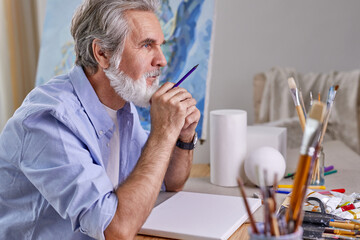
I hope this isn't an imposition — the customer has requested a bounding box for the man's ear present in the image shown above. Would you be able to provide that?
[92,39,110,69]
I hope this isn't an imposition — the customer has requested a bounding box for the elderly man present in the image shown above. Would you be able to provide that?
[0,0,200,239]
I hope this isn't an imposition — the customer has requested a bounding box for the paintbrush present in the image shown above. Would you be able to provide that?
[268,198,280,236]
[322,233,360,239]
[303,224,360,239]
[299,89,307,119]
[311,85,339,184]
[286,101,325,231]
[237,177,259,234]
[288,77,306,131]
[324,228,360,236]
[263,169,271,235]
[319,85,339,145]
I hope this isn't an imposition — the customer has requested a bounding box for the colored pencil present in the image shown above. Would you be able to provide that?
[324,165,334,173]
[324,170,337,176]
[278,185,326,190]
[172,64,199,88]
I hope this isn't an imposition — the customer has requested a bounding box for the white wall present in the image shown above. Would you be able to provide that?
[194,0,360,163]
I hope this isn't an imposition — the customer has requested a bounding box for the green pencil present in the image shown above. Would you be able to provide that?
[324,169,337,176]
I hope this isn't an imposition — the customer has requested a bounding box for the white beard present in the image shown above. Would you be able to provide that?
[104,66,161,108]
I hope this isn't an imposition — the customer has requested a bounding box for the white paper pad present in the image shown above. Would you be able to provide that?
[139,191,261,240]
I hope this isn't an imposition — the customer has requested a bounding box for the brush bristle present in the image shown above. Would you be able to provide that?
[309,101,325,123]
[287,77,297,89]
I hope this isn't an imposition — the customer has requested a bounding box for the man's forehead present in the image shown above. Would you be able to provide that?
[125,10,164,43]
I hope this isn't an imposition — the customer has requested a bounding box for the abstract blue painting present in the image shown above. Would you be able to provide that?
[36,0,215,140]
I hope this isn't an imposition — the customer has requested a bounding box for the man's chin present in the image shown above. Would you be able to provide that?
[132,100,151,108]
[146,77,159,87]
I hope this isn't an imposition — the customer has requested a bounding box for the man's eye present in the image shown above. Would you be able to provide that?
[143,44,150,48]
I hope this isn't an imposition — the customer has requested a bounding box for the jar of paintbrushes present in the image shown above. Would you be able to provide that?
[310,85,338,186]
[238,175,304,240]
[238,172,304,240]
[248,223,303,240]
[287,77,339,187]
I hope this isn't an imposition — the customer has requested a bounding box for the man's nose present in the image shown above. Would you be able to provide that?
[152,47,167,67]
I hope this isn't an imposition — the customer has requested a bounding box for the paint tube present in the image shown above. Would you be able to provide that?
[307,191,330,203]
[331,191,345,198]
[339,194,356,207]
[350,192,360,200]
[326,196,342,213]
[307,191,341,213]
[303,204,321,212]
[338,208,360,219]
[333,202,360,214]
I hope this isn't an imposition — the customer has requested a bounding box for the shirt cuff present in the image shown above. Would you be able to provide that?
[79,191,118,240]
[161,181,166,192]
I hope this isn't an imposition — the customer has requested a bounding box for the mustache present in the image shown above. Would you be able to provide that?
[143,69,161,78]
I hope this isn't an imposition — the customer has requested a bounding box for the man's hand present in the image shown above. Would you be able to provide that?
[150,82,200,192]
[150,82,200,143]
[178,98,201,143]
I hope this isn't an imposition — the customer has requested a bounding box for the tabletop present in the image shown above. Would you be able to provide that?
[136,164,250,240]
[136,140,360,239]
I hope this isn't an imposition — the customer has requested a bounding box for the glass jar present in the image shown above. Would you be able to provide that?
[310,147,325,186]
[248,222,303,240]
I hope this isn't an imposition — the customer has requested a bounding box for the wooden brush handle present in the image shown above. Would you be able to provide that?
[286,154,312,222]
[296,105,306,132]
[237,178,259,234]
[330,222,356,230]
[319,111,331,145]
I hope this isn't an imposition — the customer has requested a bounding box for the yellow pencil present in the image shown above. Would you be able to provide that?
[278,185,326,190]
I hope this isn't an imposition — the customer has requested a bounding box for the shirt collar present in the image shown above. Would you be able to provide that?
[69,65,114,138]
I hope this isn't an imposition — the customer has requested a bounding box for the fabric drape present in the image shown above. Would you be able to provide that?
[0,0,40,130]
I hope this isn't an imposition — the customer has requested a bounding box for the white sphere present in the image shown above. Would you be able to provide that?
[244,146,286,186]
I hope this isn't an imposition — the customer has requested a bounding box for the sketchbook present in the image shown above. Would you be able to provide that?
[139,191,262,240]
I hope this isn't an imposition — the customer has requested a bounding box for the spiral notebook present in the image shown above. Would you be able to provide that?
[139,191,261,240]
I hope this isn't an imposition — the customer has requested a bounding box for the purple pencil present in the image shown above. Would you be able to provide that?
[172,64,199,88]
[324,165,334,173]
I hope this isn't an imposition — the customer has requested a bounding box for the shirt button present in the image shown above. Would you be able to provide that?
[106,143,110,147]
[99,130,104,135]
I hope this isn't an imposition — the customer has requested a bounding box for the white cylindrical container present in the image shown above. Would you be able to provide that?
[210,109,247,187]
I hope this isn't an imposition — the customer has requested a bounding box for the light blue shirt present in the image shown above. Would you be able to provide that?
[0,66,151,239]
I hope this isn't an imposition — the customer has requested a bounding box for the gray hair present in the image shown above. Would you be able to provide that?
[71,0,160,75]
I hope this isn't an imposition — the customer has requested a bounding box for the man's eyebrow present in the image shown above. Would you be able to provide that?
[139,38,166,46]
[139,38,155,45]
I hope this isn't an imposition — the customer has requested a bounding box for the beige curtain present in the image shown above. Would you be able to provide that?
[0,0,40,130]
[0,1,12,129]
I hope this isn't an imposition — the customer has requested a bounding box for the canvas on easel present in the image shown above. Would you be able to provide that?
[35,0,215,141]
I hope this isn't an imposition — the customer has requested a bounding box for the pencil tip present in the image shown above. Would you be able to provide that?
[195,64,199,68]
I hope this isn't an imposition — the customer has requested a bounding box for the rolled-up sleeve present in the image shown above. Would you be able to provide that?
[79,192,117,239]
[20,111,117,239]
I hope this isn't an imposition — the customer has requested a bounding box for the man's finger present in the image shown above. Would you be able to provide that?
[183,108,200,129]
[153,82,174,96]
